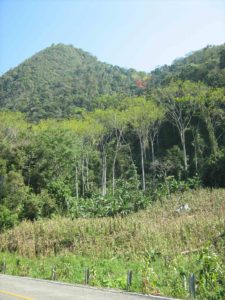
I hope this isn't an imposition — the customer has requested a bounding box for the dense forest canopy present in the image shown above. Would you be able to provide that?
[0,43,225,228]
[0,44,147,121]
[147,44,225,88]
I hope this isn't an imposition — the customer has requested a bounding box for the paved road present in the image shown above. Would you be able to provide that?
[0,275,179,300]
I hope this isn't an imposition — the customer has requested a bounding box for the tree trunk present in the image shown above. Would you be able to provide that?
[192,130,198,173]
[127,143,139,190]
[205,114,218,156]
[75,166,79,200]
[101,148,107,196]
[86,157,89,190]
[194,141,198,173]
[112,156,116,196]
[150,137,155,163]
[140,138,146,191]
[180,130,188,174]
[200,107,218,156]
[81,156,85,197]
[112,139,120,195]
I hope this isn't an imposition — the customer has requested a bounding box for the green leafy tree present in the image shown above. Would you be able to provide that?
[88,110,114,196]
[125,97,164,191]
[152,81,202,174]
[196,87,225,156]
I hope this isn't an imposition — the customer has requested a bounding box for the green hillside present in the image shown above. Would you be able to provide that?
[0,44,225,299]
[1,44,225,122]
[147,44,225,89]
[0,44,146,121]
[0,45,225,225]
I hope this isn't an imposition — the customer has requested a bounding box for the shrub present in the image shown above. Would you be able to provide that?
[0,205,18,231]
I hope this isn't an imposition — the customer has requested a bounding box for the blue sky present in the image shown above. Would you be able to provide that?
[0,0,224,75]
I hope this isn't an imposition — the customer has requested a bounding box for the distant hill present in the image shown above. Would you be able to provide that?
[147,44,225,89]
[0,44,146,120]
[0,43,224,121]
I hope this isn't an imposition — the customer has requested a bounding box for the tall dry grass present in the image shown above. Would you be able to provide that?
[0,189,224,259]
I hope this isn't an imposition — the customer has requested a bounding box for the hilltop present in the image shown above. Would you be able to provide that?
[0,44,146,120]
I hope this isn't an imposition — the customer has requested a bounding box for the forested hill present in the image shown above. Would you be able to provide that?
[0,43,225,234]
[147,44,225,89]
[0,43,147,121]
[0,43,225,121]
[0,44,225,299]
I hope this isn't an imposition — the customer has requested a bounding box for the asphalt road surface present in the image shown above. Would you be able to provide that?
[0,275,179,300]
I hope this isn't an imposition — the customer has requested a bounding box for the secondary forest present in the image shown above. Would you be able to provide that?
[0,43,225,224]
[0,43,225,299]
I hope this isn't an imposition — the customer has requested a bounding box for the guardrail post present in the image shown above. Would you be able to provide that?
[189,273,196,299]
[84,267,90,285]
[183,274,187,291]
[51,265,56,280]
[2,260,6,274]
[127,270,132,290]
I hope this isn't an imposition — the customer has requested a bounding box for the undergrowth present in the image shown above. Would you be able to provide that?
[0,189,224,299]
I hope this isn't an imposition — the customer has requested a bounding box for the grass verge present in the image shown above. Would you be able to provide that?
[0,189,225,299]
